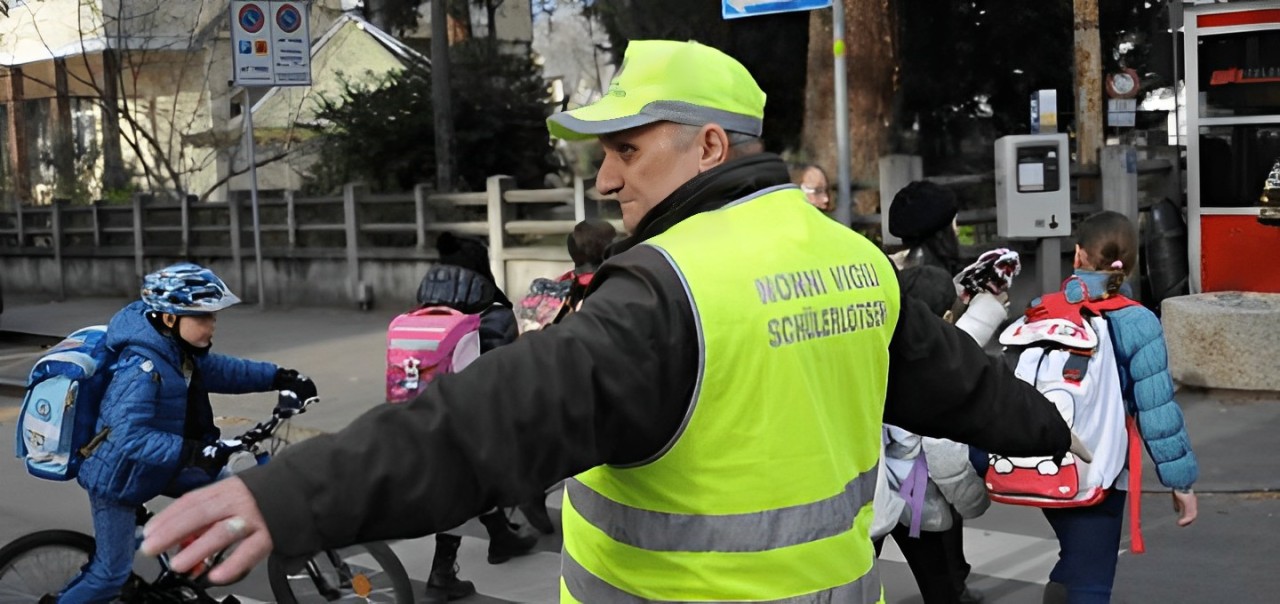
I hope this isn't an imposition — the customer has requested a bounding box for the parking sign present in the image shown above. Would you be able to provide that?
[230,0,311,87]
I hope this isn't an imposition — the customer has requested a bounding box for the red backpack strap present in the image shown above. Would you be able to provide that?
[1083,294,1142,315]
[1024,277,1142,326]
[1023,290,1089,328]
[1127,414,1146,554]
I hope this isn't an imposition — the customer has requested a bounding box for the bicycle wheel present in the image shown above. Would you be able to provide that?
[0,530,94,604]
[267,542,413,603]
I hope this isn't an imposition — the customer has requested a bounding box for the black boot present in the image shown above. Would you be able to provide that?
[479,509,538,564]
[520,495,555,535]
[1042,581,1068,604]
[424,533,475,602]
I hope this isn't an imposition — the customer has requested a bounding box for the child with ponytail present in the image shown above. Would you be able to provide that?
[1036,211,1200,603]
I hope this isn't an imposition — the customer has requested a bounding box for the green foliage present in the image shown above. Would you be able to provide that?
[451,40,561,188]
[308,38,556,193]
[311,68,432,192]
[102,184,139,206]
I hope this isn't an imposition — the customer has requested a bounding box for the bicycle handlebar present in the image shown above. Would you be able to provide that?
[229,391,319,451]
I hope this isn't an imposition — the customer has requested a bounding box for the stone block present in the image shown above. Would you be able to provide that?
[1162,292,1280,392]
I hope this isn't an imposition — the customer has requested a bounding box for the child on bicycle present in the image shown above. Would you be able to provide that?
[1034,212,1199,603]
[55,262,315,604]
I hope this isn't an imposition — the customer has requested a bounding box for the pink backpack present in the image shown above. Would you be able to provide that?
[386,307,483,404]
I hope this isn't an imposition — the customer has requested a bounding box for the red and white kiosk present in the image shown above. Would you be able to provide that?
[1184,1,1280,293]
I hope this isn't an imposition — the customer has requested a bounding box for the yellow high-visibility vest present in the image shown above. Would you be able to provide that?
[561,184,901,603]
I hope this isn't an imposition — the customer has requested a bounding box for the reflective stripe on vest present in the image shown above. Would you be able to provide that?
[561,185,900,603]
[565,466,878,553]
[562,555,883,603]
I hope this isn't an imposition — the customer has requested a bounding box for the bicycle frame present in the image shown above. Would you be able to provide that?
[122,400,315,603]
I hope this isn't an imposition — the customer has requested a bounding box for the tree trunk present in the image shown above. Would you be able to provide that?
[52,58,77,201]
[5,67,31,204]
[486,0,502,40]
[802,0,898,216]
[101,49,129,193]
[1074,0,1102,204]
[433,0,456,190]
[448,0,473,43]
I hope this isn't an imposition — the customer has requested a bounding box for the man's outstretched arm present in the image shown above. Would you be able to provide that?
[140,248,699,580]
[884,295,1072,458]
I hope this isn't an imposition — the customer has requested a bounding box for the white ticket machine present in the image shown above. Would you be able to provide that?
[995,134,1071,239]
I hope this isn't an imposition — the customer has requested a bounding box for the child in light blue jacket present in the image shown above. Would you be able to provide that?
[1039,212,1198,604]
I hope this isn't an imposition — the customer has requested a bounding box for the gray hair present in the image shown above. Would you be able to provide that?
[674,124,762,156]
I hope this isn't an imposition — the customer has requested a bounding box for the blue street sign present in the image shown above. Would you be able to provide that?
[722,0,832,20]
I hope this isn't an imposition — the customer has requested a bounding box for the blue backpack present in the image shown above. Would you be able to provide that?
[15,326,118,481]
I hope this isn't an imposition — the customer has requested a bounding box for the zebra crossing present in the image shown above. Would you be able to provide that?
[233,489,1069,604]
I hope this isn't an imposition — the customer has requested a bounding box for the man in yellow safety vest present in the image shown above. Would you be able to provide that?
[141,40,1074,603]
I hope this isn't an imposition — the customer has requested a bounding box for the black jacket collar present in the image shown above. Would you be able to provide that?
[606,153,792,258]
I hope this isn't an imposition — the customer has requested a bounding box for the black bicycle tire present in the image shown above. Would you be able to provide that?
[0,530,95,602]
[0,529,95,569]
[266,542,413,604]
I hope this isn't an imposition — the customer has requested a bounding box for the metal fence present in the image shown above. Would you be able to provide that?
[0,176,620,296]
[0,151,1178,302]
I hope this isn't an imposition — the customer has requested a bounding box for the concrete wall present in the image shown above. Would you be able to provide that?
[1,253,572,310]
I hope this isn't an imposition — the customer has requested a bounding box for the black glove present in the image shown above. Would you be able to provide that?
[273,368,318,407]
[188,439,239,477]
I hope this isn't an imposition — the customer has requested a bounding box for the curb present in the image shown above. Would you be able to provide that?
[1175,384,1280,402]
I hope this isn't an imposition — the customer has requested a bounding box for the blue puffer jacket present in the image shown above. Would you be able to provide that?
[77,301,279,506]
[1074,271,1199,491]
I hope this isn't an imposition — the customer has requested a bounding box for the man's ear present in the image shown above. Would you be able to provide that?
[697,125,731,173]
[162,313,178,329]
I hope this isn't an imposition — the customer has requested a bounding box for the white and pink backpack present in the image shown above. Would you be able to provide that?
[987,278,1143,509]
[385,307,482,404]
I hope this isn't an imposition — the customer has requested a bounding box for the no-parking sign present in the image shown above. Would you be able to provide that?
[231,0,311,87]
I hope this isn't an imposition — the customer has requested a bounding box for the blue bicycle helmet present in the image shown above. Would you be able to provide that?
[141,262,241,315]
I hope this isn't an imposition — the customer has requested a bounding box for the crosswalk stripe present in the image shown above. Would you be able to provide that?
[879,526,1059,585]
[217,491,1064,603]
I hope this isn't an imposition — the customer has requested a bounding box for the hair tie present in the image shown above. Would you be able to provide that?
[1110,260,1124,270]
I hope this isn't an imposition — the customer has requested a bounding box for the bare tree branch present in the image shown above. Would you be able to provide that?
[197,150,293,201]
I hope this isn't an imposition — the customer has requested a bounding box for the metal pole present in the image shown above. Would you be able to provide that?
[243,88,266,309]
[832,1,852,226]
[1170,1,1183,206]
[1038,237,1063,298]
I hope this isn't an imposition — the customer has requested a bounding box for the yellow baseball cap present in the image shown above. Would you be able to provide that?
[547,40,767,141]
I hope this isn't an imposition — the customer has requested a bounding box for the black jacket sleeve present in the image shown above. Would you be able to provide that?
[477,305,518,353]
[240,246,1068,558]
[884,296,1071,457]
[239,247,696,557]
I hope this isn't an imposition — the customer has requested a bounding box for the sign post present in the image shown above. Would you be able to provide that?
[229,1,311,307]
[831,0,851,227]
[721,0,848,225]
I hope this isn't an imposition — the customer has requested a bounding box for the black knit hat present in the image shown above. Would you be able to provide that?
[435,232,512,307]
[437,232,494,282]
[898,265,957,318]
[888,181,959,245]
